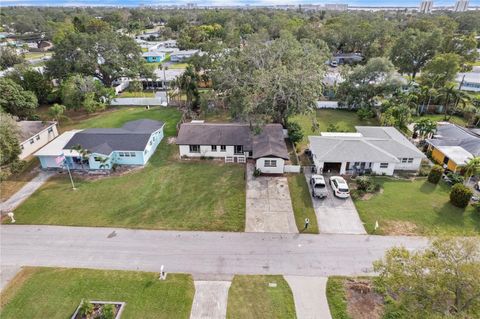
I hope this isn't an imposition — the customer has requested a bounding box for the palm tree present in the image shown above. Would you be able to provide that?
[463,156,480,185]
[414,118,437,140]
[71,144,90,171]
[438,85,457,121]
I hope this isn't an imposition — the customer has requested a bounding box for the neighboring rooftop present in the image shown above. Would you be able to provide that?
[176,122,289,160]
[309,126,425,163]
[16,121,56,142]
[426,122,480,156]
[34,130,81,157]
[64,119,164,155]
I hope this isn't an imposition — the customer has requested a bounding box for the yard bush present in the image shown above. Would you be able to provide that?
[445,172,464,185]
[287,121,303,145]
[428,165,443,184]
[356,176,379,193]
[449,184,473,208]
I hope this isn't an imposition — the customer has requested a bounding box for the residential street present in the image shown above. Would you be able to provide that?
[1,225,428,277]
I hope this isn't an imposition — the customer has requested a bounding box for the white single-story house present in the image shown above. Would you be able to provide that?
[176,121,290,174]
[16,121,59,160]
[308,126,426,176]
[170,50,200,62]
[35,119,164,170]
[456,68,480,92]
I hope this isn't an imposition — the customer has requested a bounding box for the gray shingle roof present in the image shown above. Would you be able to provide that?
[64,119,164,155]
[426,123,480,156]
[309,126,425,163]
[176,123,289,160]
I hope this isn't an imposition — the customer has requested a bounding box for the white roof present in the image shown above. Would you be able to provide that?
[34,130,81,157]
[309,126,425,163]
[436,146,473,165]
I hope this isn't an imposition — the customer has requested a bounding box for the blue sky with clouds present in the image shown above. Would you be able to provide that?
[1,0,479,6]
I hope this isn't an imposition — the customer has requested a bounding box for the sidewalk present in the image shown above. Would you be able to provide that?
[0,171,55,212]
[285,276,332,319]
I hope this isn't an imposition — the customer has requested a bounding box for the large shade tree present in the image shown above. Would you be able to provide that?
[213,33,328,125]
[0,78,38,119]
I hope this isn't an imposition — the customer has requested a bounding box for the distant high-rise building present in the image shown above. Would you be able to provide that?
[324,3,349,11]
[419,0,433,13]
[454,0,469,11]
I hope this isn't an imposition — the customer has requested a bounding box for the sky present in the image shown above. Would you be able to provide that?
[1,0,479,7]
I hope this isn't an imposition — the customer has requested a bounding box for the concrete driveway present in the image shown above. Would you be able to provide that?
[305,173,366,234]
[246,163,298,233]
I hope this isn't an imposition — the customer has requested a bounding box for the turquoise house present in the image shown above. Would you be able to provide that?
[142,51,166,63]
[35,119,164,170]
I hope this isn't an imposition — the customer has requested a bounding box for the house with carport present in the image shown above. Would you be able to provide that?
[176,121,290,174]
[308,126,425,176]
[34,119,164,170]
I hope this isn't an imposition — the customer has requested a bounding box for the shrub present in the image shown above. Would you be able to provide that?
[357,107,375,120]
[79,300,94,318]
[101,304,115,319]
[287,121,303,145]
[446,172,464,185]
[253,168,261,177]
[418,164,431,177]
[356,176,380,193]
[449,184,473,208]
[428,165,443,184]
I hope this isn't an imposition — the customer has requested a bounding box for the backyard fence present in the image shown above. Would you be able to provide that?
[284,165,301,173]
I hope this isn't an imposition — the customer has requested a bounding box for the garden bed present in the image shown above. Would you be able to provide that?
[72,300,125,319]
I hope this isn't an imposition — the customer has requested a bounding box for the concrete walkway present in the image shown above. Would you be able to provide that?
[285,276,332,319]
[190,281,231,319]
[245,163,298,233]
[305,173,366,234]
[0,171,55,212]
[0,265,22,292]
[1,225,428,277]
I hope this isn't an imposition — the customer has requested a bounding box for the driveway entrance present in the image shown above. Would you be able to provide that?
[245,163,298,233]
[305,172,366,234]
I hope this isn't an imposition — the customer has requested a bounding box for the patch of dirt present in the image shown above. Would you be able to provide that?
[345,279,384,319]
[167,137,176,144]
[381,220,418,236]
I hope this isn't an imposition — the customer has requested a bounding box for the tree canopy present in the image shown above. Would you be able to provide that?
[0,78,38,120]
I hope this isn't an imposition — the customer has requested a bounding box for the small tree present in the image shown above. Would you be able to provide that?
[287,122,303,145]
[48,103,67,125]
[413,118,436,140]
[428,165,443,184]
[450,183,473,208]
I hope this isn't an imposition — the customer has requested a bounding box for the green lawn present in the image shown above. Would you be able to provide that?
[287,174,319,234]
[13,107,246,232]
[291,109,379,148]
[326,277,350,319]
[23,51,52,60]
[226,275,296,319]
[119,91,155,98]
[0,267,194,319]
[354,178,480,236]
[411,114,468,127]
[169,63,189,69]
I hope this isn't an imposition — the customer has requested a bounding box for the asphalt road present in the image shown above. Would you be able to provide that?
[1,225,429,277]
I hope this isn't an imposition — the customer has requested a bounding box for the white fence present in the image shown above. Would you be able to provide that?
[316,101,339,109]
[284,165,301,173]
[114,80,130,95]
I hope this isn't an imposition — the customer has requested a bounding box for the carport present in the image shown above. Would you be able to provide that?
[322,162,342,174]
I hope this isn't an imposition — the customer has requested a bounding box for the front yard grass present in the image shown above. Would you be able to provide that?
[226,275,296,319]
[0,158,39,202]
[119,91,155,98]
[326,277,350,319]
[12,107,246,232]
[0,267,194,319]
[287,174,319,234]
[291,109,379,148]
[354,178,480,236]
[411,114,468,127]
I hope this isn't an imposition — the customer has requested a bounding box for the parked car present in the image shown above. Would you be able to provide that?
[330,60,338,67]
[310,175,328,199]
[330,176,350,198]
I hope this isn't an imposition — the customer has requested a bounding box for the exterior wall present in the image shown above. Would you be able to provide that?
[88,153,114,169]
[144,55,165,63]
[256,158,285,174]
[393,157,422,171]
[371,162,395,176]
[19,123,59,159]
[108,151,144,167]
[179,145,237,158]
[431,147,458,171]
[38,155,59,169]
[142,128,164,164]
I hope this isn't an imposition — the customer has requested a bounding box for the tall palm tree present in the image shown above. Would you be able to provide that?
[463,156,480,185]
[438,85,457,121]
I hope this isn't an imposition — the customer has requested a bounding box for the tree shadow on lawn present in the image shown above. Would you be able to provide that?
[419,180,438,194]
[433,202,480,235]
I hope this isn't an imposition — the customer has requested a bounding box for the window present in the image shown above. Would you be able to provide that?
[21,144,24,150]
[211,145,217,151]
[94,157,103,161]
[36,135,40,140]
[264,159,277,167]
[407,158,413,163]
[125,152,130,157]
[220,145,226,152]
[401,158,408,163]
[235,145,243,154]
[30,139,34,144]
[190,145,200,153]
[48,127,53,133]
[380,163,389,168]
[130,152,136,157]
[119,152,125,157]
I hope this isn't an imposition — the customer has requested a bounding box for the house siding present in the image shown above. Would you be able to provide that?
[256,158,285,174]
[431,147,459,172]
[179,145,237,158]
[19,123,59,159]
[393,157,423,171]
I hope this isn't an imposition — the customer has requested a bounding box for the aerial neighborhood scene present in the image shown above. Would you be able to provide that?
[1,0,480,318]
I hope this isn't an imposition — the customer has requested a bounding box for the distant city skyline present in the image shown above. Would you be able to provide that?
[1,0,479,7]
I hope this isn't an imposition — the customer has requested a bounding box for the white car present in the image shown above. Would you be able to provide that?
[330,176,350,198]
[310,174,328,199]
